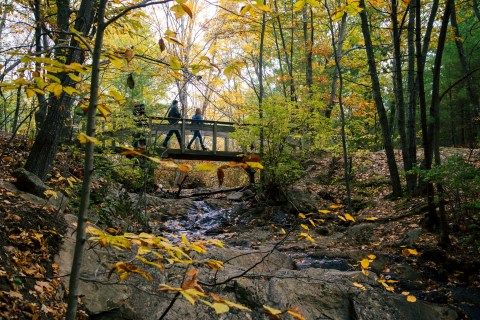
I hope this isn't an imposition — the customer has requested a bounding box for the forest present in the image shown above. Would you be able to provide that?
[0,0,479,319]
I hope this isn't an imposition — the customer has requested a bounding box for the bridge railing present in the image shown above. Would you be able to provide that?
[148,117,239,153]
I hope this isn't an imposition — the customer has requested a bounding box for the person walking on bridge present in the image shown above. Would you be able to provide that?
[187,108,208,151]
[162,100,183,148]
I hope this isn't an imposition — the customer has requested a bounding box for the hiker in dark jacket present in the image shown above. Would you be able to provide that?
[187,108,207,151]
[162,100,182,148]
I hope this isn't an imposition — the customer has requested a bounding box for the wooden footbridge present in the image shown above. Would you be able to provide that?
[101,116,255,162]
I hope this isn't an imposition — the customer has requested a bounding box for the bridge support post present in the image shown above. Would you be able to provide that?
[213,122,217,154]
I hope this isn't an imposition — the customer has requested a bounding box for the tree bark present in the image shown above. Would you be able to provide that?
[359,0,403,197]
[450,1,478,148]
[65,0,107,317]
[406,0,417,195]
[325,12,347,119]
[428,0,453,241]
[24,0,97,180]
[391,0,412,195]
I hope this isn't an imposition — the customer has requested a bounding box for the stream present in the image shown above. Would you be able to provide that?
[161,200,354,271]
[159,199,480,319]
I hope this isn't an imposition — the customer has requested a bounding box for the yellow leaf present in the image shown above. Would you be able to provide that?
[97,104,110,119]
[205,260,224,270]
[365,217,378,221]
[300,224,309,230]
[25,88,35,99]
[406,295,417,302]
[360,259,369,269]
[298,213,306,218]
[246,161,264,170]
[352,282,367,290]
[164,36,184,47]
[43,190,58,199]
[180,233,190,246]
[293,0,305,11]
[170,4,187,19]
[170,56,182,70]
[318,209,330,214]
[401,291,410,295]
[180,3,193,18]
[263,305,283,316]
[402,248,419,257]
[240,4,252,15]
[110,88,126,104]
[256,3,272,12]
[63,86,80,95]
[362,268,369,276]
[212,302,229,314]
[367,254,376,260]
[206,239,225,248]
[344,213,355,222]
[68,73,82,82]
[77,133,99,144]
[330,204,343,209]
[338,215,347,222]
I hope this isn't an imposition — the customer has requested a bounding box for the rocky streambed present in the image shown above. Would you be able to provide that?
[56,190,477,320]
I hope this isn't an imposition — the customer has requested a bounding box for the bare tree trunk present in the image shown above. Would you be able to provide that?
[325,12,347,119]
[450,1,478,148]
[325,2,352,213]
[272,21,287,98]
[359,0,403,198]
[428,0,453,243]
[273,0,296,101]
[416,0,438,221]
[12,87,21,133]
[303,6,313,94]
[32,0,48,132]
[406,0,417,195]
[391,0,413,195]
[65,0,107,318]
[259,3,266,158]
[24,0,97,180]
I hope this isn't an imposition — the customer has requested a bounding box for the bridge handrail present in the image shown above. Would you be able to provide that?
[147,116,239,127]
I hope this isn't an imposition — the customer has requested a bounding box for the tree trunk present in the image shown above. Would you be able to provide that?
[450,2,478,148]
[259,3,266,157]
[12,86,21,133]
[391,0,413,195]
[406,0,417,195]
[32,0,48,132]
[272,20,288,98]
[303,6,313,94]
[428,0,453,240]
[24,0,97,180]
[325,2,352,213]
[65,0,107,317]
[359,0,403,197]
[325,12,347,119]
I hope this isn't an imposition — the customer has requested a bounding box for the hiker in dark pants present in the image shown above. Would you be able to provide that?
[162,100,182,148]
[187,108,207,151]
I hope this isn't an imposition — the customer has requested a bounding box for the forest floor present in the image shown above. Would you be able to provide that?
[0,131,479,319]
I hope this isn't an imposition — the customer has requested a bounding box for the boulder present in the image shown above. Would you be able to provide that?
[13,167,49,197]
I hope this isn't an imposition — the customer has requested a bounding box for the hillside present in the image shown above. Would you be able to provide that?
[0,132,479,319]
